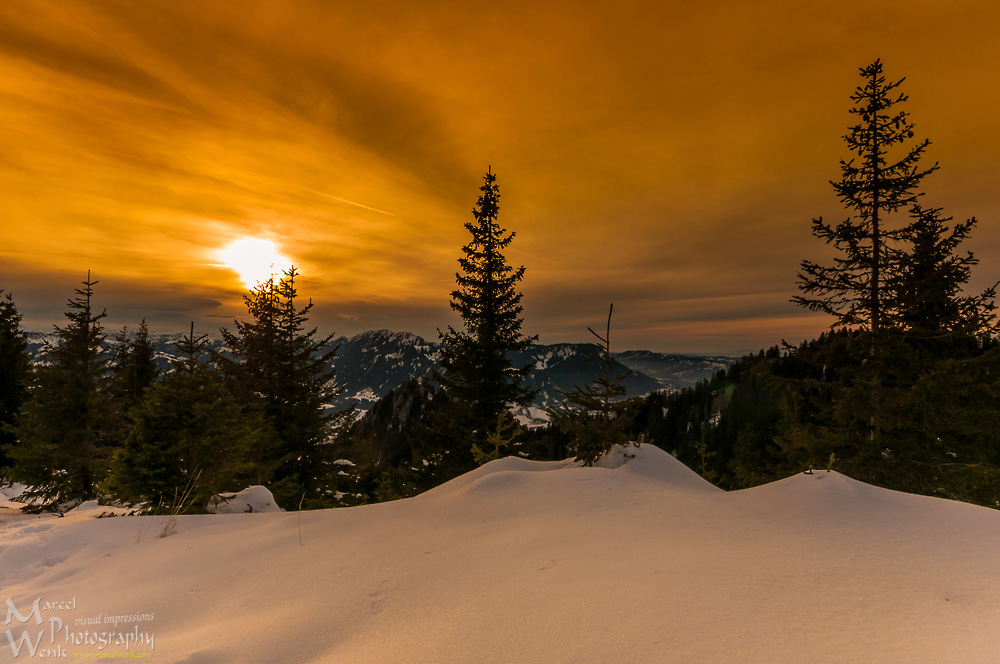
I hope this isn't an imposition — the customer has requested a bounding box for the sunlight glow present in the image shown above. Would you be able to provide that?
[218,238,292,289]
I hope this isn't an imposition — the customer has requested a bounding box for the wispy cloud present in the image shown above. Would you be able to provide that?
[2,0,999,351]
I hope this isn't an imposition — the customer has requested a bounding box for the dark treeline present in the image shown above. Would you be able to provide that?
[2,59,1000,511]
[628,60,1000,506]
[1,267,355,513]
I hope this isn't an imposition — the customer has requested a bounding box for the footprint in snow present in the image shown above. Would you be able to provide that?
[368,579,389,615]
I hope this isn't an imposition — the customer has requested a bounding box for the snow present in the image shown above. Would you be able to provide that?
[3,445,999,662]
[534,351,554,370]
[350,387,379,403]
[513,405,549,427]
[206,486,281,514]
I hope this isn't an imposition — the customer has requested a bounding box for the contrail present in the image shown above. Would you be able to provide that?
[245,171,395,217]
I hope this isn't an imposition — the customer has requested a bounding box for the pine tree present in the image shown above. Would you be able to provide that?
[270,267,352,507]
[548,304,637,466]
[220,268,351,508]
[436,168,537,462]
[890,205,997,345]
[471,411,524,465]
[0,291,31,472]
[220,274,282,484]
[221,275,281,404]
[105,320,161,452]
[109,319,159,408]
[103,323,257,513]
[795,59,938,335]
[7,273,115,506]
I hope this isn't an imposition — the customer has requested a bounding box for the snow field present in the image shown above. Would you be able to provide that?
[2,445,999,663]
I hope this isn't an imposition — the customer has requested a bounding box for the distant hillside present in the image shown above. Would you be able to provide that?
[510,343,663,423]
[617,350,732,391]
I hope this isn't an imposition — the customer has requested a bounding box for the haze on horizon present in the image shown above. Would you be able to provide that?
[2,0,999,354]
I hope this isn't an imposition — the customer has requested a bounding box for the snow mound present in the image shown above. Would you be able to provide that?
[738,469,952,514]
[419,454,573,500]
[733,468,996,538]
[206,485,282,513]
[429,444,718,502]
[594,443,723,492]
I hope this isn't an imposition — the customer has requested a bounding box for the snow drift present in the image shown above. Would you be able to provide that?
[2,445,999,663]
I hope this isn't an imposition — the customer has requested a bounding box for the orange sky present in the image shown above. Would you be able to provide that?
[2,0,999,352]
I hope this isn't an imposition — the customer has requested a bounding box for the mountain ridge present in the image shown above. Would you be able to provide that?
[25,329,734,424]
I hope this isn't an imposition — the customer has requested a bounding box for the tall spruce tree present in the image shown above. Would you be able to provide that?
[220,273,281,484]
[271,267,352,507]
[7,273,115,506]
[0,291,31,472]
[103,323,257,513]
[220,267,351,508]
[435,168,537,464]
[795,59,937,335]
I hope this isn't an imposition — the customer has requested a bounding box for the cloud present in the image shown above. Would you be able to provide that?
[2,0,999,350]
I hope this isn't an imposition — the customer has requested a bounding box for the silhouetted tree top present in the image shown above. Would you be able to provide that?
[795,59,938,335]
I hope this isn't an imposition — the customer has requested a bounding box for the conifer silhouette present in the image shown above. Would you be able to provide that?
[795,59,937,334]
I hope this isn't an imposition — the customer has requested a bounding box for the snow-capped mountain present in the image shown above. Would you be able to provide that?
[328,330,439,410]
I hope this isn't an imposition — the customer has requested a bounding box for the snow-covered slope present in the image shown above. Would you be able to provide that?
[3,446,998,663]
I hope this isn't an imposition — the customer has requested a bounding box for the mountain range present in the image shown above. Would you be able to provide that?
[25,329,734,424]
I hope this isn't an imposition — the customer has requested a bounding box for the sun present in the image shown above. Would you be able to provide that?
[218,238,292,289]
